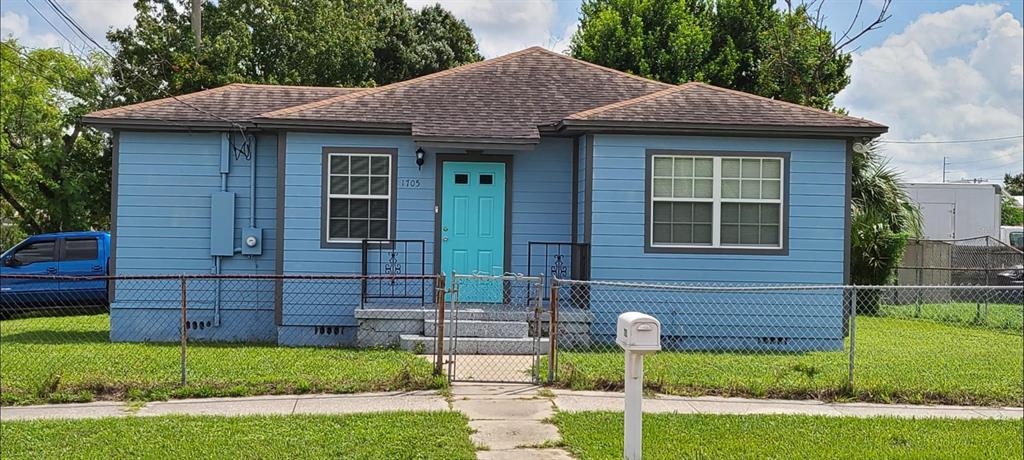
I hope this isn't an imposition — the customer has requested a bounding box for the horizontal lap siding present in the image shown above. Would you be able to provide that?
[511,138,574,275]
[587,135,848,349]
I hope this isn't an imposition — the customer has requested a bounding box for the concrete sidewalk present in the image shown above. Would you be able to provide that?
[2,386,1021,422]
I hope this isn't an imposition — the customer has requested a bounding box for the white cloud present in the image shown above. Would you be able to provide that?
[0,1,134,53]
[1,10,62,49]
[837,4,1024,183]
[405,0,569,57]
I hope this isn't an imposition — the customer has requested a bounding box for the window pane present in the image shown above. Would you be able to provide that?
[653,157,673,176]
[763,159,781,178]
[674,158,693,177]
[653,179,672,198]
[330,176,349,195]
[740,180,761,199]
[739,203,759,223]
[350,156,370,174]
[64,239,98,261]
[671,202,693,222]
[741,159,761,178]
[350,176,369,195]
[479,174,493,185]
[762,180,780,199]
[330,155,348,174]
[330,198,349,218]
[693,224,712,244]
[455,174,469,184]
[14,241,55,264]
[693,179,713,198]
[721,179,740,199]
[369,199,388,219]
[653,202,672,222]
[760,225,780,244]
[722,159,741,178]
[721,203,739,224]
[350,199,369,218]
[692,202,712,223]
[370,156,389,175]
[761,204,780,224]
[694,158,713,177]
[673,179,692,198]
[349,219,369,239]
[370,177,389,195]
[329,219,349,239]
[740,225,760,244]
[721,225,739,244]
[369,220,388,239]
[653,223,671,243]
[672,224,692,243]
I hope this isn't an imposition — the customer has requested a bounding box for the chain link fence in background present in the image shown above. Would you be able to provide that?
[550,279,1023,405]
[898,237,1024,286]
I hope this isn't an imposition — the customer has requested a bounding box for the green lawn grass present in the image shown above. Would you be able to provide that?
[0,314,442,405]
[879,302,1023,335]
[551,316,1023,406]
[554,412,1024,460]
[0,412,476,460]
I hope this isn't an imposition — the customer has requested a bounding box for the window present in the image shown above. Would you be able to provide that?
[326,153,392,242]
[64,238,98,261]
[12,240,55,265]
[649,153,785,250]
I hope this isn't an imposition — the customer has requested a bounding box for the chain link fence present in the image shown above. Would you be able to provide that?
[549,279,1023,405]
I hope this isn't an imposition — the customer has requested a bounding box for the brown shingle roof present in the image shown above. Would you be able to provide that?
[565,82,886,130]
[84,48,886,139]
[256,47,672,141]
[84,83,360,125]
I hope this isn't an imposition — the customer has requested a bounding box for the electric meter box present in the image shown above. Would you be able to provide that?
[241,227,263,256]
[616,312,661,352]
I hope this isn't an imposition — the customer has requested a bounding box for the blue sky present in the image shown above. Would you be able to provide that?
[2,0,1022,182]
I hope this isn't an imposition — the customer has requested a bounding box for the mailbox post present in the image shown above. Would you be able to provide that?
[616,312,661,460]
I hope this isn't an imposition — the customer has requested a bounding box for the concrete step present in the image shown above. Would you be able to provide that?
[400,334,548,355]
[424,309,538,322]
[424,319,529,338]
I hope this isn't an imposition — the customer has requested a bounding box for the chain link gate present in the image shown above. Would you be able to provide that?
[442,274,546,383]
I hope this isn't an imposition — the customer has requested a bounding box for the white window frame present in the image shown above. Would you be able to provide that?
[325,152,393,243]
[649,154,785,250]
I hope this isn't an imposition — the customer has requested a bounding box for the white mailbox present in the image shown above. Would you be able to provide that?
[616,312,662,352]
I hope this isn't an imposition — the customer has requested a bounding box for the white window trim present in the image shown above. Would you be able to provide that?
[325,152,393,243]
[649,155,785,250]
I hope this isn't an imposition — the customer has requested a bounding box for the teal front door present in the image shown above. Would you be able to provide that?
[440,161,506,302]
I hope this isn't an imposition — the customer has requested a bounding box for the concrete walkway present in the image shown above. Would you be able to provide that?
[3,388,1021,423]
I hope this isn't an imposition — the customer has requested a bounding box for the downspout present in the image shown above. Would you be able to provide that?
[213,133,230,327]
[248,136,258,273]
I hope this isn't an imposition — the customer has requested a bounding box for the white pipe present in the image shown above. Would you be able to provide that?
[249,136,256,228]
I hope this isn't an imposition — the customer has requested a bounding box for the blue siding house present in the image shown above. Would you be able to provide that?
[83,47,886,348]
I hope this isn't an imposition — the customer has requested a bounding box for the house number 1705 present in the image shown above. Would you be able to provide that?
[399,179,421,188]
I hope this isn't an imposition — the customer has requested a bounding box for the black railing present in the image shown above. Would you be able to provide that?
[361,239,430,306]
[527,242,591,300]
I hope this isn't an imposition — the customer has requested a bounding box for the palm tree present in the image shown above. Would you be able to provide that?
[850,140,922,287]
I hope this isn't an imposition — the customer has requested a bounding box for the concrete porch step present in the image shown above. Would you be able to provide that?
[400,334,548,355]
[424,319,530,338]
[424,309,539,322]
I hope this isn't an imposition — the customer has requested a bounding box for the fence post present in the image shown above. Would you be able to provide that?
[847,287,857,390]
[548,280,559,384]
[434,275,446,377]
[180,276,188,386]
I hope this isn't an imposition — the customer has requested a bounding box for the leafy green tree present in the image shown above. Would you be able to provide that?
[107,0,482,104]
[569,0,877,111]
[850,142,921,290]
[1,39,111,249]
[1002,197,1023,226]
[1004,172,1024,196]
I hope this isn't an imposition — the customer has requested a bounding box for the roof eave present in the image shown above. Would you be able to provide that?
[557,119,888,139]
[80,117,255,132]
[414,135,539,151]
[250,118,412,134]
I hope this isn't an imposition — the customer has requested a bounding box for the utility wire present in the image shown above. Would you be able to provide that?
[880,135,1024,144]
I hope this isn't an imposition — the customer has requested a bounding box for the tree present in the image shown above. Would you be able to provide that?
[1,39,111,249]
[106,0,482,104]
[850,141,921,289]
[569,0,888,111]
[1004,172,1024,196]
[1002,197,1023,226]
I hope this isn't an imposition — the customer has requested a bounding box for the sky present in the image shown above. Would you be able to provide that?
[2,0,1022,183]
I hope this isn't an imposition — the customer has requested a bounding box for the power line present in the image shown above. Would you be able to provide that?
[880,135,1024,145]
[24,0,93,58]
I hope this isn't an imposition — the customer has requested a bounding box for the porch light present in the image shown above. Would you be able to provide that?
[416,148,426,170]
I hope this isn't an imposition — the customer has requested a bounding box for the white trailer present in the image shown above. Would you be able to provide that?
[905,183,1002,240]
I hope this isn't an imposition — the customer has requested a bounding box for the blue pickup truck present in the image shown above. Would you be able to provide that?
[0,231,110,317]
